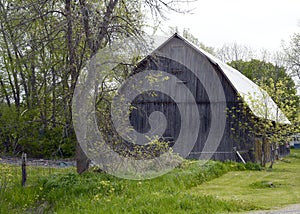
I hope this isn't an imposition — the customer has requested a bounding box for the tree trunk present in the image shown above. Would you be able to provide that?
[65,0,89,174]
[51,67,57,127]
[261,136,268,167]
[76,142,90,174]
[269,143,275,169]
[0,78,11,107]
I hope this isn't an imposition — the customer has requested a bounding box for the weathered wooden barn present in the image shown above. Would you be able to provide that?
[128,33,290,163]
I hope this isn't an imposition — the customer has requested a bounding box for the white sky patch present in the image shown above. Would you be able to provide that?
[145,0,300,52]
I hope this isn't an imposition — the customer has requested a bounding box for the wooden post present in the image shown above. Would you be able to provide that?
[21,153,27,187]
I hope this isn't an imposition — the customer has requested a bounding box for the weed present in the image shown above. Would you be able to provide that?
[249,181,278,189]
[1,150,299,213]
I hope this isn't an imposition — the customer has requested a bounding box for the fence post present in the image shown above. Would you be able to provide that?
[21,153,27,187]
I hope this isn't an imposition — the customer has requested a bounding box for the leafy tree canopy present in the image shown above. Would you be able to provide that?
[228,59,300,121]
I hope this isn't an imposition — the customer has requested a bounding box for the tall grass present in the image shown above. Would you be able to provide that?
[0,160,261,213]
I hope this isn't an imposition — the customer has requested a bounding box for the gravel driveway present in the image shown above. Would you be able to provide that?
[246,204,300,214]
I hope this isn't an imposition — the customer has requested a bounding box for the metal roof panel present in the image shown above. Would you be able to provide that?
[146,33,290,124]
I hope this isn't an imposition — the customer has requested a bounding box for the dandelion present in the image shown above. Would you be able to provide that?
[93,194,100,201]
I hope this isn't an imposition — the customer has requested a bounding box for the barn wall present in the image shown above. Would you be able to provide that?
[212,64,255,162]
[131,36,255,162]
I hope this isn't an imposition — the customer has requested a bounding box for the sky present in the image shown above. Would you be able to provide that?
[150,0,300,52]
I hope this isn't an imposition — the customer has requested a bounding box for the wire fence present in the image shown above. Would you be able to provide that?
[0,145,291,190]
[0,153,75,189]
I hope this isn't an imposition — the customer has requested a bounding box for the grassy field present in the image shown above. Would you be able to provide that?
[190,149,300,210]
[0,150,299,214]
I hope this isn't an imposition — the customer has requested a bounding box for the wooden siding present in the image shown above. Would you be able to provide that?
[130,36,255,162]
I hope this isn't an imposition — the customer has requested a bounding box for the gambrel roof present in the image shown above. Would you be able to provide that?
[144,33,290,124]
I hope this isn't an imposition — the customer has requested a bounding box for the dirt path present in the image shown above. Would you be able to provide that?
[246,204,300,214]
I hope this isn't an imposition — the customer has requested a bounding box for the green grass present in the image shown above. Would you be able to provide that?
[0,160,257,213]
[190,149,300,211]
[1,150,300,213]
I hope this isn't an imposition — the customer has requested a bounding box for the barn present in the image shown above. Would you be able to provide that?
[126,33,290,163]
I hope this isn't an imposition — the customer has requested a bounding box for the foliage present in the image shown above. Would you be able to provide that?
[226,59,299,166]
[0,0,192,159]
[283,31,300,127]
[228,92,292,167]
[167,27,216,54]
[182,28,216,55]
[227,161,262,171]
[0,159,263,213]
[0,104,75,157]
[283,31,300,80]
[228,59,299,121]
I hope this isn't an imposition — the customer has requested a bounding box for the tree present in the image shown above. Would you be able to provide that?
[166,27,215,55]
[217,43,255,63]
[0,0,196,173]
[227,59,299,167]
[283,32,300,80]
[182,28,215,55]
[228,59,299,121]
